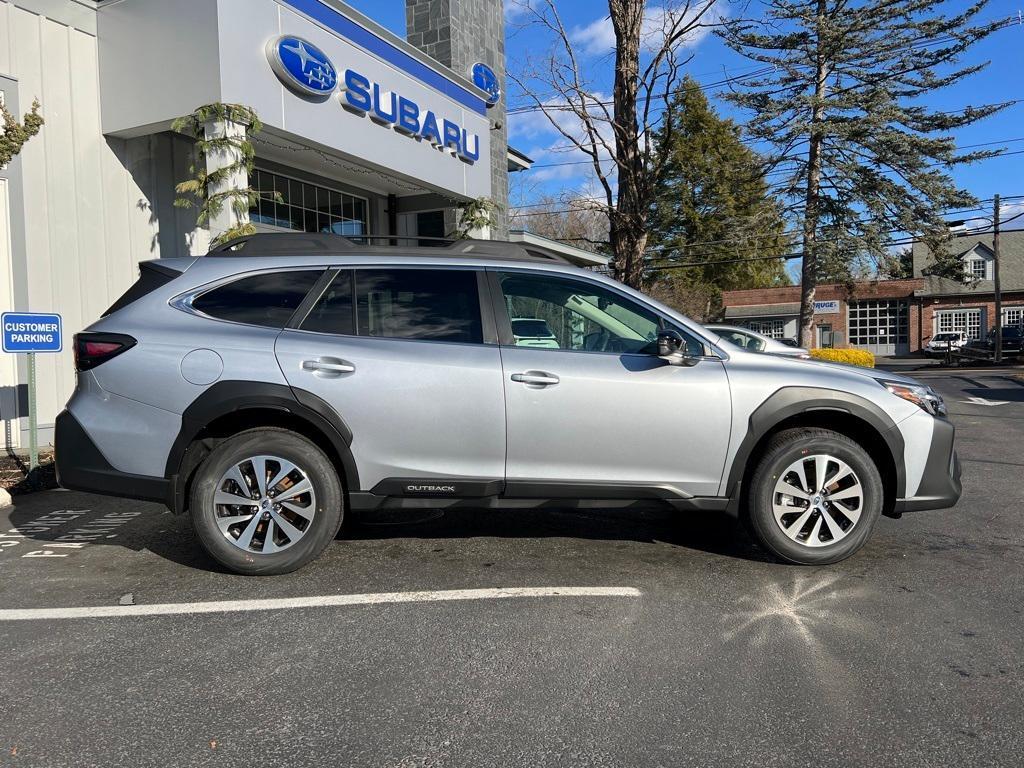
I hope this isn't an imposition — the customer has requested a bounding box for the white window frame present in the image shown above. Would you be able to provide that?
[745,319,786,339]
[1002,306,1024,329]
[963,247,992,281]
[935,308,983,340]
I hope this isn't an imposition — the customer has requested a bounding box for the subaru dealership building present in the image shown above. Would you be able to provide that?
[0,0,594,448]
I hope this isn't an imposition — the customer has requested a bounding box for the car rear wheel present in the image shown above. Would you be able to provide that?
[190,428,343,575]
[746,427,883,565]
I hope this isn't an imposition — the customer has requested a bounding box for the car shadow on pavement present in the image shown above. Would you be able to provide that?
[963,386,1024,402]
[4,493,774,573]
[344,503,773,563]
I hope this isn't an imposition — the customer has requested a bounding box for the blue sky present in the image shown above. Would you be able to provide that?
[347,0,1024,224]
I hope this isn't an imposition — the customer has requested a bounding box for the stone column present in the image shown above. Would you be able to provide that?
[406,0,509,239]
[202,117,250,244]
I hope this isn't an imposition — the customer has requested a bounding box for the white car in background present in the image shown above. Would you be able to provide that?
[510,317,560,348]
[705,324,811,359]
[923,332,967,357]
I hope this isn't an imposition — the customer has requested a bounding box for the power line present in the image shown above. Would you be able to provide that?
[645,211,1024,271]
[507,14,1021,117]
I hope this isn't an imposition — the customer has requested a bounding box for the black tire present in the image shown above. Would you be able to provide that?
[745,427,883,565]
[190,428,344,575]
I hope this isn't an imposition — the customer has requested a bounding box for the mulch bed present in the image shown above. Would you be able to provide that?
[1,450,58,494]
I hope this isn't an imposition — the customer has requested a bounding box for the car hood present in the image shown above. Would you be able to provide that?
[752,350,924,387]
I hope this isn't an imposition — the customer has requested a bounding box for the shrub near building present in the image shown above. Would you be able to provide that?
[809,349,876,368]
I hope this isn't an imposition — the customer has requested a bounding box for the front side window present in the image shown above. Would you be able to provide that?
[497,271,700,356]
[355,269,482,343]
[191,270,324,328]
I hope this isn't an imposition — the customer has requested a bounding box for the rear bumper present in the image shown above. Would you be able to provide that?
[894,417,961,513]
[55,409,169,505]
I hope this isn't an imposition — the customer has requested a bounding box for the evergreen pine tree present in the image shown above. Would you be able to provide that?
[647,76,791,315]
[720,0,1010,345]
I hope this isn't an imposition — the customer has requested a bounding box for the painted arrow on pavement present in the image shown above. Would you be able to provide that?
[963,396,1010,407]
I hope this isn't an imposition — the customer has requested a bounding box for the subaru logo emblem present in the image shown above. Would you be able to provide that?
[267,36,337,100]
[471,62,501,107]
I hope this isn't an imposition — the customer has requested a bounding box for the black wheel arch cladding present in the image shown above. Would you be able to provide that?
[165,380,359,507]
[726,386,907,499]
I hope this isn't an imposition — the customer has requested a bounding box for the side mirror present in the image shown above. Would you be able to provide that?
[657,329,697,367]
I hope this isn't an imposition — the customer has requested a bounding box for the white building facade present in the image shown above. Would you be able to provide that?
[0,0,534,448]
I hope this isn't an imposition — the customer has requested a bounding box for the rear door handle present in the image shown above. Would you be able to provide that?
[302,357,356,376]
[511,371,560,386]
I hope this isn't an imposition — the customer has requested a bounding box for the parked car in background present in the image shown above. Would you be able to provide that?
[923,332,967,357]
[56,234,959,574]
[959,326,1024,361]
[778,338,801,348]
[705,324,811,359]
[510,317,559,348]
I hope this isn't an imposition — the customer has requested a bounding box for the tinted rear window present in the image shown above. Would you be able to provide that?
[300,271,354,335]
[192,270,324,328]
[356,269,481,343]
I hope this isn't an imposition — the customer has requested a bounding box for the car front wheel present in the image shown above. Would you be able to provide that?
[746,427,883,565]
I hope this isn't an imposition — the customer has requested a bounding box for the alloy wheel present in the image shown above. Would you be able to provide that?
[772,454,863,547]
[213,455,317,554]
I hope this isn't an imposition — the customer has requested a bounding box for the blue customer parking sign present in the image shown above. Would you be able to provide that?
[2,312,62,353]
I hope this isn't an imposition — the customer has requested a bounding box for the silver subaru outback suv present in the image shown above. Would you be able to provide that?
[56,234,960,575]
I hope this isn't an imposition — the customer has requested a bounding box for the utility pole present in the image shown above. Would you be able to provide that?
[993,194,1002,364]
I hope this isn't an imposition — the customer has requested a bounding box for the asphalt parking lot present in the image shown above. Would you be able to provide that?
[1,370,1022,767]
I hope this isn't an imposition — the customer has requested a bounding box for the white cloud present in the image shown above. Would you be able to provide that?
[571,2,724,57]
[504,0,532,22]
[964,201,1024,232]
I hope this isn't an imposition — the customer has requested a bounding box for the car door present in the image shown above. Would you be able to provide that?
[275,266,506,493]
[491,268,732,498]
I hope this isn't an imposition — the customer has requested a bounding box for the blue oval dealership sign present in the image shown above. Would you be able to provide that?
[267,36,338,99]
[471,62,501,107]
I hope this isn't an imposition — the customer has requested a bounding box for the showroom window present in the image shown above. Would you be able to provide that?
[746,319,786,338]
[935,308,983,339]
[250,169,368,237]
[191,270,325,328]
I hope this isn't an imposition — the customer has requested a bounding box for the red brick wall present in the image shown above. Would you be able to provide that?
[722,280,1024,353]
[918,293,1024,342]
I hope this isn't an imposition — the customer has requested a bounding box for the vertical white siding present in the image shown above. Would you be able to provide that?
[0,3,200,448]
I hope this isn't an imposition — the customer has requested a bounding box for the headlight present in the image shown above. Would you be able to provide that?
[881,380,946,417]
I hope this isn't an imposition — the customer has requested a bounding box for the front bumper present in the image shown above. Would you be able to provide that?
[894,416,962,513]
[55,409,170,505]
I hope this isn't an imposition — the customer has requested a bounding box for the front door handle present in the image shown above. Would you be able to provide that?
[302,357,356,377]
[511,371,560,386]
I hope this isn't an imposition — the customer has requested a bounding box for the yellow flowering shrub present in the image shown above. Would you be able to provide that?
[808,348,876,368]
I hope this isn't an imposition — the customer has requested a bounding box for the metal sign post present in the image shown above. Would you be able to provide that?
[2,312,62,474]
[27,351,37,470]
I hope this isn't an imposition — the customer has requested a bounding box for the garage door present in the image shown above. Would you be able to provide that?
[848,300,910,356]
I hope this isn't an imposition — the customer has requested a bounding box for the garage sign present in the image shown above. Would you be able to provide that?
[813,301,840,315]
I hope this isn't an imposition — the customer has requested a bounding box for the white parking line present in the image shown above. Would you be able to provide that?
[0,586,642,621]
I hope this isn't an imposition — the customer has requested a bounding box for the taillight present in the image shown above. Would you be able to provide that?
[74,333,137,371]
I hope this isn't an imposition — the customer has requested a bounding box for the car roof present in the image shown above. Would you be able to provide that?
[208,233,573,266]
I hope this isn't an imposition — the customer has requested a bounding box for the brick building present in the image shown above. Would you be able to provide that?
[722,229,1024,355]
